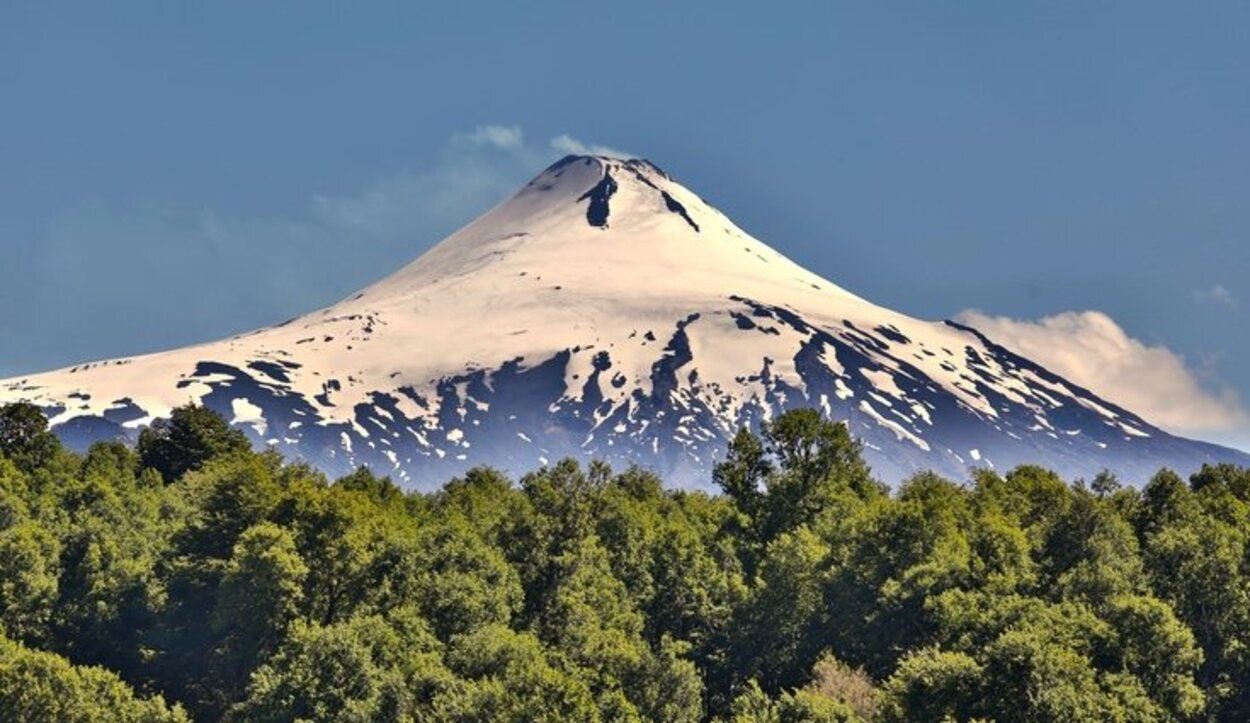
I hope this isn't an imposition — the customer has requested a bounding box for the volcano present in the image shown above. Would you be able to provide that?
[3,155,1245,487]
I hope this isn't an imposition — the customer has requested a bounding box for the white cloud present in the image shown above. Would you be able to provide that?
[1193,284,1235,307]
[453,124,525,150]
[549,134,632,159]
[956,309,1249,438]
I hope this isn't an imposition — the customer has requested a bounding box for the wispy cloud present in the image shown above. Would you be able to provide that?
[453,124,526,151]
[1193,284,1235,307]
[957,309,1249,440]
[549,134,632,159]
[313,126,631,239]
[312,129,541,239]
[3,125,629,375]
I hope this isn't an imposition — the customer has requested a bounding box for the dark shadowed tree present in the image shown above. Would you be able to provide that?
[137,404,250,482]
[0,403,60,474]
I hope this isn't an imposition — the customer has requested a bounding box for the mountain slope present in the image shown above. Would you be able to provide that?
[3,155,1245,487]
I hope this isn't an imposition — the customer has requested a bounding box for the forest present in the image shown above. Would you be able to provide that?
[1,401,1249,722]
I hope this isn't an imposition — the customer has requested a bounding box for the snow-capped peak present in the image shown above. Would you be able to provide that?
[2,154,1245,487]
[353,154,867,315]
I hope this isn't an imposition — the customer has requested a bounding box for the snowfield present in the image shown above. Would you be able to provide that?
[3,155,1245,487]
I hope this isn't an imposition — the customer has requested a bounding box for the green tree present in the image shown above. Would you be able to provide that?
[137,404,250,482]
[1102,594,1205,719]
[1091,469,1122,498]
[536,533,649,713]
[0,517,59,643]
[728,678,860,723]
[446,624,600,722]
[879,647,982,723]
[51,447,171,680]
[433,466,522,546]
[978,625,1159,722]
[0,405,1244,722]
[1189,463,1250,500]
[333,466,404,507]
[714,409,878,571]
[152,453,287,715]
[1138,492,1250,719]
[827,472,973,676]
[0,633,187,722]
[742,526,830,690]
[0,403,61,475]
[759,410,876,543]
[234,610,455,722]
[715,428,771,542]
[367,518,522,641]
[1039,488,1143,603]
[212,522,309,696]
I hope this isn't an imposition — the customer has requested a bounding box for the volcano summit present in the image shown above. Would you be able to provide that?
[3,155,1245,487]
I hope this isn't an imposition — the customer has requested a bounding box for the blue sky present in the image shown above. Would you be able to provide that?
[1,2,1247,449]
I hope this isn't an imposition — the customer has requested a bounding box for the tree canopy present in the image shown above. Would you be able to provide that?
[1,402,1247,721]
